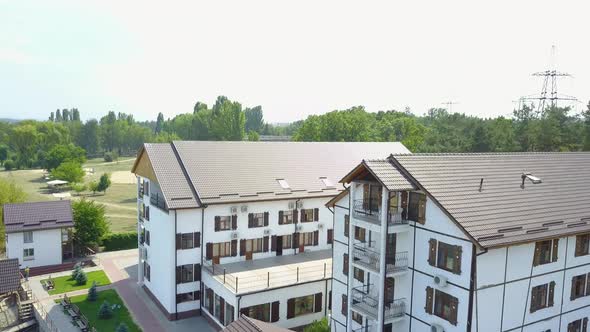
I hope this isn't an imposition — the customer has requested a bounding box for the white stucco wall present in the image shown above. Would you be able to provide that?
[6,228,63,268]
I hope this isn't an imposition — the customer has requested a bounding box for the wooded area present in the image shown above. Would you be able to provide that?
[1,96,589,170]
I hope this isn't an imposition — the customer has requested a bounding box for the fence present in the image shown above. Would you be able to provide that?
[21,278,60,332]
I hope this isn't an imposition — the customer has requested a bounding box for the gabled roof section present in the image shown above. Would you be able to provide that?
[3,200,74,233]
[170,141,410,204]
[0,258,20,294]
[340,159,416,191]
[223,314,293,332]
[391,153,590,248]
[325,188,349,207]
[131,144,200,209]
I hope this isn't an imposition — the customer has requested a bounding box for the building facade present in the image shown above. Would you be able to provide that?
[131,141,409,329]
[329,153,590,332]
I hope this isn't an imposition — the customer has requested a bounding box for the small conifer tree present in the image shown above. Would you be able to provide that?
[87,281,98,301]
[75,270,87,285]
[115,323,129,332]
[98,300,113,319]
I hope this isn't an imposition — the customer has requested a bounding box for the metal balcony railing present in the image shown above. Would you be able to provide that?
[388,208,409,226]
[352,326,372,332]
[386,251,409,274]
[150,192,167,210]
[351,286,379,318]
[384,298,407,320]
[353,199,381,222]
[353,244,381,272]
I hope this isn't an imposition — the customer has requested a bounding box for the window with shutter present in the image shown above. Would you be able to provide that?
[314,293,322,313]
[344,215,350,237]
[341,294,348,316]
[425,287,433,314]
[530,283,554,312]
[571,274,588,300]
[436,242,462,275]
[432,289,459,325]
[343,254,349,276]
[353,267,364,282]
[428,239,437,266]
[327,229,333,244]
[287,295,315,318]
[271,301,280,322]
[232,215,237,230]
[534,239,558,266]
[314,208,319,221]
[575,234,590,257]
[215,216,232,231]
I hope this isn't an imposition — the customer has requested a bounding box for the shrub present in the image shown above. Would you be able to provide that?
[71,263,82,280]
[71,182,87,195]
[98,300,113,319]
[115,323,129,332]
[97,173,111,194]
[75,270,87,285]
[3,160,14,170]
[87,281,98,302]
[101,232,138,251]
[51,161,84,183]
[103,152,118,162]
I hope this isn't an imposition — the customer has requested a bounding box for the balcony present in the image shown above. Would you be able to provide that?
[386,251,409,276]
[387,208,409,226]
[351,286,380,320]
[150,192,167,211]
[353,199,381,224]
[384,298,406,322]
[352,244,381,273]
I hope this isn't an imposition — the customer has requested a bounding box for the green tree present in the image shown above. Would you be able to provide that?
[115,323,129,332]
[0,145,8,166]
[9,124,38,168]
[304,318,329,332]
[247,131,260,141]
[81,119,100,155]
[51,161,84,183]
[87,281,98,302]
[211,96,246,140]
[75,270,87,285]
[245,106,264,133]
[582,101,590,151]
[98,300,113,319]
[88,181,99,195]
[155,112,165,134]
[44,143,86,171]
[72,108,81,122]
[193,101,208,114]
[71,183,87,196]
[0,179,27,253]
[71,263,83,280]
[97,173,111,194]
[55,109,62,122]
[72,199,109,248]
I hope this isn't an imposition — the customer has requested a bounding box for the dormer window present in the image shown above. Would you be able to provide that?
[277,179,290,189]
[320,177,334,188]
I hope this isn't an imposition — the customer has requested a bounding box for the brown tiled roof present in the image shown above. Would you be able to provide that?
[134,141,410,207]
[223,315,293,332]
[0,258,20,293]
[2,200,74,233]
[390,153,590,248]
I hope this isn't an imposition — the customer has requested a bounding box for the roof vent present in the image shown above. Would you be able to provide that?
[521,172,542,188]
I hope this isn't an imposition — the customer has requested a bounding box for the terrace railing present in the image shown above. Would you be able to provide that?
[149,192,167,211]
[353,199,381,223]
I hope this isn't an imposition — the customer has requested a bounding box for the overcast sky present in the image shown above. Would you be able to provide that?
[1,0,588,123]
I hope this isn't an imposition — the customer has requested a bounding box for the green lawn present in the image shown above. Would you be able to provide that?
[60,289,141,332]
[43,270,111,295]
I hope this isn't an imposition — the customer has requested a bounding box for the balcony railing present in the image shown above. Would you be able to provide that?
[353,244,381,272]
[352,325,372,332]
[388,208,409,226]
[150,192,167,210]
[384,298,406,321]
[351,286,379,318]
[353,199,381,222]
[386,251,409,274]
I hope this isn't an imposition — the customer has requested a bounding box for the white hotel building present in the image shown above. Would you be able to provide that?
[328,153,590,332]
[130,141,409,330]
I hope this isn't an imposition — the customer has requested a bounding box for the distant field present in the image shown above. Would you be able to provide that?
[0,157,138,234]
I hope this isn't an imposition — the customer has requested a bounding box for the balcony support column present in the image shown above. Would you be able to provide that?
[346,182,356,330]
[377,186,388,329]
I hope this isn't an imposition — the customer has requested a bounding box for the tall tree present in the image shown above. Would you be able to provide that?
[55,109,62,122]
[155,112,165,134]
[0,179,27,253]
[583,101,590,151]
[72,199,109,248]
[193,102,208,114]
[82,119,100,155]
[9,124,38,168]
[244,106,264,133]
[72,108,81,122]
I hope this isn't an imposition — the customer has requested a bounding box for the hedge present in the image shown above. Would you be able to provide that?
[101,232,138,251]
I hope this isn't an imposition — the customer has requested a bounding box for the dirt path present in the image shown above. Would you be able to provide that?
[87,158,136,166]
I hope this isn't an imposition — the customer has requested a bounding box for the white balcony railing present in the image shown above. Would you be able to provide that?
[386,251,409,274]
[384,298,407,321]
[352,244,381,272]
[387,208,409,226]
[353,199,381,223]
[351,286,379,319]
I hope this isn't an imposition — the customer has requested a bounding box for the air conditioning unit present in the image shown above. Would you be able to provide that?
[231,232,239,240]
[295,225,303,231]
[263,229,271,235]
[431,323,444,332]
[230,206,238,214]
[433,275,447,287]
[296,201,303,209]
[317,223,324,229]
[241,205,248,213]
[288,201,296,210]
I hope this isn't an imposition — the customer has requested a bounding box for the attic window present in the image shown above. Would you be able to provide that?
[320,177,334,188]
[277,179,290,189]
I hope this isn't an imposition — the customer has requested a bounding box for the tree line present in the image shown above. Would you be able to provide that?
[1,97,589,171]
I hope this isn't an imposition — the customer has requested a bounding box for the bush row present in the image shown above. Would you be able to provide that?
[101,232,138,251]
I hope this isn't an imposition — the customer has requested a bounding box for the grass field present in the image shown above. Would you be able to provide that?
[0,157,138,234]
[59,289,141,332]
[43,270,111,295]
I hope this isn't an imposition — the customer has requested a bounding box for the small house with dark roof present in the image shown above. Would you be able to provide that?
[0,258,20,295]
[3,200,74,268]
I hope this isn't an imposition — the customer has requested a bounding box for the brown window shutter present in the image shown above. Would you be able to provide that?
[271,301,280,322]
[425,287,434,314]
[194,264,201,281]
[248,213,253,227]
[231,240,238,257]
[147,265,150,281]
[314,293,323,313]
[341,295,347,316]
[207,288,214,312]
[194,290,200,301]
[194,232,200,248]
[176,234,182,250]
[455,245,462,274]
[401,191,408,219]
[240,239,246,256]
[344,215,349,237]
[533,242,541,266]
[327,229,333,244]
[428,239,437,266]
[219,297,225,321]
[271,236,277,251]
[293,210,298,224]
[263,236,269,252]
[232,215,237,230]
[552,239,559,262]
[278,211,284,225]
[450,296,459,325]
[293,233,299,249]
[206,243,212,260]
[583,318,588,332]
[314,208,319,221]
[264,212,269,226]
[418,194,427,224]
[313,230,319,246]
[343,254,349,276]
[587,273,590,296]
[146,231,150,245]
[571,276,577,301]
[215,216,220,232]
[146,206,149,220]
[287,298,295,319]
[176,266,181,284]
[548,281,555,307]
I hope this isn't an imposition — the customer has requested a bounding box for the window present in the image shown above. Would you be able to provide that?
[215,294,222,322]
[327,229,333,244]
[343,254,349,276]
[146,230,150,245]
[282,234,293,249]
[177,232,200,250]
[246,238,264,253]
[575,234,590,257]
[567,318,588,332]
[23,248,34,260]
[143,180,150,196]
[23,231,33,244]
[142,204,150,221]
[353,267,364,282]
[279,210,295,225]
[301,209,313,223]
[61,228,69,242]
[344,214,349,237]
[287,293,322,319]
[530,282,555,313]
[425,287,458,325]
[571,273,590,301]
[179,265,193,283]
[533,239,559,266]
[341,294,348,317]
[428,239,462,275]
[176,291,199,304]
[302,232,315,246]
[354,226,365,243]
[407,192,426,224]
[143,262,151,281]
[213,242,232,258]
[352,311,363,325]
[215,216,232,231]
[248,213,266,228]
[225,303,235,326]
[181,233,193,249]
[242,303,270,322]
